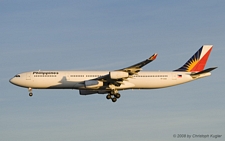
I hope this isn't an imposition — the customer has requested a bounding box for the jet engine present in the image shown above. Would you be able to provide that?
[84,80,103,89]
[109,71,128,79]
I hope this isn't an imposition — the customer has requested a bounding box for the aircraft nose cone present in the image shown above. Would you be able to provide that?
[9,78,15,84]
[9,77,19,86]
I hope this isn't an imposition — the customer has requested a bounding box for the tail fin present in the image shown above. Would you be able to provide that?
[174,45,213,72]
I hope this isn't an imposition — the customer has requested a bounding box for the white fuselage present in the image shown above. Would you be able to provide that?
[9,70,211,91]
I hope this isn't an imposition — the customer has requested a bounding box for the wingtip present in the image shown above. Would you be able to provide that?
[149,53,158,60]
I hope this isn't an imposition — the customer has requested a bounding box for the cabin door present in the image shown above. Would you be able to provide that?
[26,73,31,80]
[172,73,177,80]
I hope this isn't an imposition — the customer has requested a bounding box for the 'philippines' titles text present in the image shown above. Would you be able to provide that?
[33,72,59,75]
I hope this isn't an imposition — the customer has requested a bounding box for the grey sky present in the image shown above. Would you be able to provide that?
[1,1,224,141]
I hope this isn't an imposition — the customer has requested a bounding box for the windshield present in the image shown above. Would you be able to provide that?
[14,75,20,77]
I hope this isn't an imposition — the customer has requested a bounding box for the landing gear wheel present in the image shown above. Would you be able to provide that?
[28,88,33,97]
[115,93,121,99]
[108,89,120,102]
[106,94,111,99]
[29,93,33,97]
[112,98,117,102]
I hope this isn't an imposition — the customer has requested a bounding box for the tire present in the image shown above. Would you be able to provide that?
[106,94,111,99]
[115,93,121,98]
[29,93,33,97]
[112,98,117,102]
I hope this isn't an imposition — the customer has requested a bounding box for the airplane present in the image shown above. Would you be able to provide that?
[9,45,217,102]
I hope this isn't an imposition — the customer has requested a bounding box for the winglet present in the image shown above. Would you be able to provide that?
[149,53,158,61]
[174,45,213,72]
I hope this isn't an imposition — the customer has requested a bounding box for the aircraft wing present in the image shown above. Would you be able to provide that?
[117,53,158,75]
[92,53,158,85]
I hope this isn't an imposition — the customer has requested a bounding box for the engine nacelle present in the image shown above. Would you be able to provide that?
[84,80,103,89]
[109,71,128,79]
[79,90,97,95]
[79,90,109,95]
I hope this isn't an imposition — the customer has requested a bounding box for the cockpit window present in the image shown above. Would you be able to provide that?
[15,75,20,77]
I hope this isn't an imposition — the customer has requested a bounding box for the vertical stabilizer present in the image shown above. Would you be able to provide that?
[174,45,213,72]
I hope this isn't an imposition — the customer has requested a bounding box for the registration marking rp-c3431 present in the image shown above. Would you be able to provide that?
[10,45,217,102]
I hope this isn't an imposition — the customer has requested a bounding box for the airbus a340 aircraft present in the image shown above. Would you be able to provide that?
[10,45,217,102]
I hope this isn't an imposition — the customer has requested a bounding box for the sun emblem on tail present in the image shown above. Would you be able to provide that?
[186,57,199,72]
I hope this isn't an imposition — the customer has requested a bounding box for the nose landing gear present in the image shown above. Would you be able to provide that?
[29,92,33,97]
[28,88,33,97]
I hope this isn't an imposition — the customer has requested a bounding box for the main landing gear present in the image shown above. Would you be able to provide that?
[28,88,33,97]
[106,90,121,102]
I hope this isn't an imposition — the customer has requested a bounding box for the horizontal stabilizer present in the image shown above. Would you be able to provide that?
[190,67,217,76]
